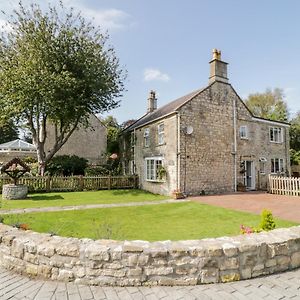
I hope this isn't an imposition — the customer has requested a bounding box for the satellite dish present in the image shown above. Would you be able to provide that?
[185,126,193,135]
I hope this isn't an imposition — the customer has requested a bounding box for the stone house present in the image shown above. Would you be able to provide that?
[45,114,107,164]
[121,50,290,196]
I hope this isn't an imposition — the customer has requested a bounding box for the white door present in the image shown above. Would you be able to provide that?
[243,161,255,190]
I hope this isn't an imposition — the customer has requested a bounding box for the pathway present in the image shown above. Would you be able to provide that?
[0,199,188,215]
[0,267,299,299]
[190,192,300,223]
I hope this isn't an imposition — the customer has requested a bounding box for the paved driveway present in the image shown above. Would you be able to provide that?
[1,266,300,299]
[190,192,300,223]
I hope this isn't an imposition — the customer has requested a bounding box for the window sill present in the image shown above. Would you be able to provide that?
[156,143,166,147]
[270,141,283,144]
[146,179,165,183]
[240,137,249,140]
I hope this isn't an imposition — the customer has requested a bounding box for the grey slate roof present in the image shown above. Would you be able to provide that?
[124,87,207,131]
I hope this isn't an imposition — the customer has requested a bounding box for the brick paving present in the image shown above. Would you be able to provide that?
[0,199,188,215]
[190,192,300,223]
[0,267,299,299]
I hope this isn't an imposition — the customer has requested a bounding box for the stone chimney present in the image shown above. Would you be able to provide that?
[147,90,157,113]
[209,49,228,84]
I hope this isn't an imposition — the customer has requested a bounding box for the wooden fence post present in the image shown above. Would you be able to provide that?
[79,175,84,191]
[46,176,51,192]
[108,175,111,190]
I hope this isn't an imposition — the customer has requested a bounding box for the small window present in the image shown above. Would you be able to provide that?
[130,160,135,175]
[270,127,283,143]
[259,157,267,174]
[145,157,163,181]
[144,128,150,147]
[239,126,248,139]
[271,158,284,174]
[157,123,164,145]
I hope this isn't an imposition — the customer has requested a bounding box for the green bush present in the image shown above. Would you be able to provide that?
[260,209,276,231]
[85,165,110,176]
[46,155,88,176]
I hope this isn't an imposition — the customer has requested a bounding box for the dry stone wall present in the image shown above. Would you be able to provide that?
[1,224,300,286]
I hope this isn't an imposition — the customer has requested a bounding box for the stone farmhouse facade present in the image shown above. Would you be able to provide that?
[121,50,290,196]
[45,114,107,164]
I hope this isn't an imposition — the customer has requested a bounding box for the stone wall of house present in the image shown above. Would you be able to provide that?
[133,115,178,195]
[45,115,107,164]
[178,83,235,194]
[235,89,290,190]
[178,82,289,195]
[1,224,300,286]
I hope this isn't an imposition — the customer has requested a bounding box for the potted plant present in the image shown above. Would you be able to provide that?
[157,166,167,180]
[172,189,185,199]
[237,182,246,192]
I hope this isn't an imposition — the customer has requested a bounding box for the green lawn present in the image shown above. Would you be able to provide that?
[0,190,169,210]
[2,202,297,241]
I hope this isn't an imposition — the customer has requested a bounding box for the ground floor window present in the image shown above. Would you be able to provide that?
[130,160,135,175]
[145,157,163,181]
[271,158,284,174]
[259,157,267,174]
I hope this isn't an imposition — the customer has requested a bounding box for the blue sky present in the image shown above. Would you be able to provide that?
[1,0,299,122]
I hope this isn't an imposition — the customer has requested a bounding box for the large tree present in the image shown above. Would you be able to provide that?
[0,2,125,174]
[244,88,289,122]
[0,120,19,144]
[290,112,300,151]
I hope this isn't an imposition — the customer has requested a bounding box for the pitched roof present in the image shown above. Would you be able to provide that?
[124,87,207,131]
[0,139,36,151]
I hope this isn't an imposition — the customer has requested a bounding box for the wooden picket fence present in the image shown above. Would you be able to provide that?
[0,175,138,193]
[268,175,300,196]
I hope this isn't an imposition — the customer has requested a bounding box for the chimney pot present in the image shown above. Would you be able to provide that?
[147,90,157,113]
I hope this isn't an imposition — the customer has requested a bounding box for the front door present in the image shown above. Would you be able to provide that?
[243,161,255,190]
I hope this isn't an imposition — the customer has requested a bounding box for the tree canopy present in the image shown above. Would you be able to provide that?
[244,88,289,122]
[0,2,126,174]
[0,120,19,144]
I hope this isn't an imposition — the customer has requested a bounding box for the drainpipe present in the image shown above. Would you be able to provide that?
[233,97,237,192]
[176,112,181,190]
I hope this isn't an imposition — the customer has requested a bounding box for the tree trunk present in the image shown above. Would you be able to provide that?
[36,142,47,176]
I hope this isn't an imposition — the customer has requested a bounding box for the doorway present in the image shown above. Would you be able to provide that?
[243,161,255,190]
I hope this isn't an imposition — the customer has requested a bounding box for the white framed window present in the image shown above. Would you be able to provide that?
[239,126,248,139]
[270,127,283,143]
[157,123,164,145]
[144,128,150,147]
[271,158,284,174]
[145,157,163,181]
[259,157,267,174]
[129,160,135,175]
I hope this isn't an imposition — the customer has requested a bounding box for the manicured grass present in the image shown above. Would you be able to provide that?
[2,202,297,241]
[0,190,169,210]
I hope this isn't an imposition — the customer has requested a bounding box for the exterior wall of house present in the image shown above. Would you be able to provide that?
[45,115,107,164]
[178,81,290,195]
[236,97,290,190]
[178,82,235,195]
[130,115,178,195]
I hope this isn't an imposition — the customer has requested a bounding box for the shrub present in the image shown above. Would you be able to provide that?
[47,155,88,176]
[260,209,276,231]
[85,165,110,176]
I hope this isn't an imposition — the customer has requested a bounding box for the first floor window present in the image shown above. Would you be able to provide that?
[144,128,150,147]
[270,127,283,143]
[271,158,284,173]
[145,157,163,181]
[239,126,248,139]
[157,123,164,145]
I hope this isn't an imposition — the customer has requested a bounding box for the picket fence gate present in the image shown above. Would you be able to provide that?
[268,175,300,196]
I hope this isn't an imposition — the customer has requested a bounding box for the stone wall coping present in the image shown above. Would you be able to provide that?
[1,224,300,286]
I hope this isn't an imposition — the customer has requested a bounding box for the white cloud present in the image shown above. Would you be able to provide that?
[144,68,170,82]
[0,19,12,33]
[76,7,131,31]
